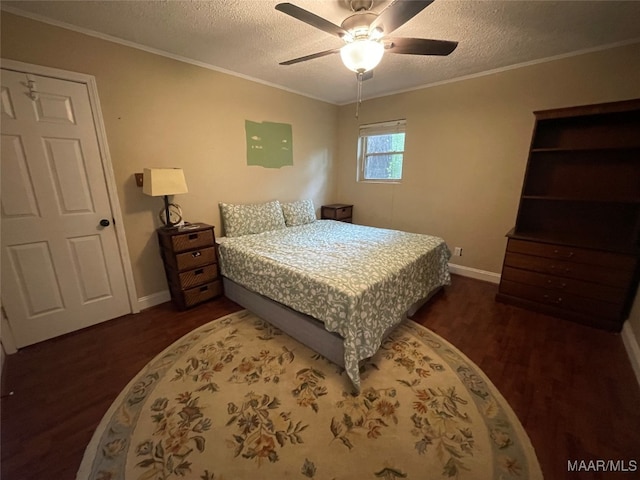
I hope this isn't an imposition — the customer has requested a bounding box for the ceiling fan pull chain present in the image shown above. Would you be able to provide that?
[356,71,363,118]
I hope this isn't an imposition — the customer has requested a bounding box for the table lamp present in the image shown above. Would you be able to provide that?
[142,168,188,227]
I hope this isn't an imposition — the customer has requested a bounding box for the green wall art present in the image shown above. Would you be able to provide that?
[245,120,293,168]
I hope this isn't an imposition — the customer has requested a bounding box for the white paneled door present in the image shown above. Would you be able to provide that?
[1,68,131,348]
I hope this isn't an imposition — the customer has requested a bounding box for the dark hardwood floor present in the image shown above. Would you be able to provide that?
[2,275,639,479]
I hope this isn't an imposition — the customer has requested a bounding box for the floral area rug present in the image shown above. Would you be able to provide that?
[77,310,542,480]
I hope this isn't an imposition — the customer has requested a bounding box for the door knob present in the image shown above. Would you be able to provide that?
[99,219,110,227]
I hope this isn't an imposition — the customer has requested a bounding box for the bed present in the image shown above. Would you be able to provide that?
[217,200,451,391]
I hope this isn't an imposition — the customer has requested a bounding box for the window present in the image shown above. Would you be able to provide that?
[357,119,406,182]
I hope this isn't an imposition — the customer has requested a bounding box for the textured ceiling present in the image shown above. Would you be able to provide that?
[3,0,640,105]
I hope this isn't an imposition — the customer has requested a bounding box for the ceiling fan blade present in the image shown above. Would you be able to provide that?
[386,37,458,56]
[280,48,341,66]
[370,0,435,35]
[276,3,348,38]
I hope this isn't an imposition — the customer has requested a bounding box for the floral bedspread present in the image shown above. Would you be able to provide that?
[217,220,451,390]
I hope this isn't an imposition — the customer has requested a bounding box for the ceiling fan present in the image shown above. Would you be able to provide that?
[275,0,458,75]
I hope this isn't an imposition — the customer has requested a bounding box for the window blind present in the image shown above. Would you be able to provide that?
[359,119,406,136]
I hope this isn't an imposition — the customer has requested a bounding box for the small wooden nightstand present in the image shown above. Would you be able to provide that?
[156,223,222,310]
[321,204,353,223]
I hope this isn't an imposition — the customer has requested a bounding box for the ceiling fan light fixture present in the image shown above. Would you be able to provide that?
[340,39,384,73]
[369,27,384,41]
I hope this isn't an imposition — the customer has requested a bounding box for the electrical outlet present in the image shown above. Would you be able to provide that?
[454,247,463,256]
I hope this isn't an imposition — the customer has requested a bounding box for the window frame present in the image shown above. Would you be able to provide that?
[357,119,407,183]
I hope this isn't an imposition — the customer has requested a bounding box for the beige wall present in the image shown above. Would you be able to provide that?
[1,13,339,299]
[336,42,640,341]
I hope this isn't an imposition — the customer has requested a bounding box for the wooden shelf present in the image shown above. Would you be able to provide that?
[522,148,640,203]
[497,99,640,331]
[508,230,640,256]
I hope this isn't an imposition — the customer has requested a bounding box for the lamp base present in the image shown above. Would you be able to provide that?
[159,201,184,227]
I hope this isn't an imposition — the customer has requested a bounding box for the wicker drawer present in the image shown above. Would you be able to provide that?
[162,228,214,253]
[501,266,627,304]
[500,280,624,320]
[183,281,222,307]
[503,252,633,288]
[507,239,636,271]
[168,247,216,271]
[176,264,219,290]
[171,280,222,309]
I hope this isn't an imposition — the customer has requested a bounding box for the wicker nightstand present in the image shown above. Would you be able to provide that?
[156,223,222,310]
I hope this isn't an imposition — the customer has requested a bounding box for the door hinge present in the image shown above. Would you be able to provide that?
[25,74,39,101]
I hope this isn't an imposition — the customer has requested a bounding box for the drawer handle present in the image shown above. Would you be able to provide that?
[194,268,204,275]
[549,265,571,273]
[188,233,199,240]
[199,285,209,292]
[192,251,202,258]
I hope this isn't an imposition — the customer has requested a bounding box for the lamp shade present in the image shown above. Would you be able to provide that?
[142,168,188,197]
[340,39,384,73]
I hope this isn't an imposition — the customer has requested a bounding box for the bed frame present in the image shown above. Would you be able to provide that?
[223,277,441,367]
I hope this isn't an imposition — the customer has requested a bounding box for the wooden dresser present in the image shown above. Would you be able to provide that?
[496,99,640,331]
[321,204,353,223]
[157,223,222,310]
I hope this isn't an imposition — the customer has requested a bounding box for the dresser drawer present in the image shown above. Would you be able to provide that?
[170,280,222,309]
[507,239,636,271]
[161,228,214,253]
[321,205,353,221]
[176,264,219,290]
[503,252,633,288]
[501,266,627,304]
[335,206,352,220]
[499,280,624,320]
[168,246,216,271]
[183,281,222,307]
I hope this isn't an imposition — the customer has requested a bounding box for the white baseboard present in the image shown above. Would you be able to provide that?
[448,263,501,284]
[622,321,640,387]
[137,290,171,311]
